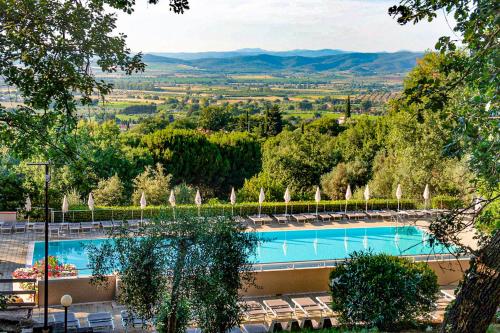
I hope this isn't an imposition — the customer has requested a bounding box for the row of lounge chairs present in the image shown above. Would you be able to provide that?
[237,296,335,332]
[247,209,449,226]
[0,220,142,236]
[33,311,114,332]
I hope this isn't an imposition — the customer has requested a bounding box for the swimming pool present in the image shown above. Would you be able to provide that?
[30,226,450,275]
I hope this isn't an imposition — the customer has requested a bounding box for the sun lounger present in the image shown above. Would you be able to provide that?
[315,296,333,314]
[345,212,367,220]
[378,211,395,220]
[51,312,80,329]
[263,299,295,320]
[121,310,147,328]
[316,213,332,222]
[69,223,81,235]
[87,312,114,332]
[292,214,307,223]
[329,213,344,221]
[92,221,101,231]
[239,300,268,322]
[272,214,289,224]
[48,224,61,237]
[101,221,114,232]
[1,222,13,234]
[248,215,264,226]
[259,214,273,224]
[366,210,383,219]
[34,222,45,234]
[14,222,27,233]
[302,214,317,222]
[291,297,325,318]
[81,222,94,233]
[113,220,124,228]
[127,220,140,231]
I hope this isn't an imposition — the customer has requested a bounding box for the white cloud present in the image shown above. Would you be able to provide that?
[115,0,454,53]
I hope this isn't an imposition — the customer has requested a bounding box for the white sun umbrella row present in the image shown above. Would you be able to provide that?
[167,188,238,218]
[343,183,433,212]
[55,183,434,223]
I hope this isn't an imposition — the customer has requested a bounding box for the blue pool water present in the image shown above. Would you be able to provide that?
[31,226,450,275]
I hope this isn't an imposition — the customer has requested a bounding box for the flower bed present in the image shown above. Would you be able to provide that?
[13,256,77,290]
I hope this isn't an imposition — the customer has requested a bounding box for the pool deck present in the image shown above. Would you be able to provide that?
[0,218,475,332]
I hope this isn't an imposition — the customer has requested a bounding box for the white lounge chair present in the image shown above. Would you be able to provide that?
[87,312,114,332]
[69,223,81,235]
[239,300,268,322]
[14,222,27,233]
[1,222,13,234]
[291,297,325,318]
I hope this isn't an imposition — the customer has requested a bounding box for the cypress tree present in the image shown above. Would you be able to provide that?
[345,95,351,118]
[266,105,283,136]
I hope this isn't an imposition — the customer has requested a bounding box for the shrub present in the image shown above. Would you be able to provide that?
[329,251,438,331]
[173,183,196,204]
[431,195,463,209]
[65,188,83,208]
[93,174,127,206]
[132,163,172,206]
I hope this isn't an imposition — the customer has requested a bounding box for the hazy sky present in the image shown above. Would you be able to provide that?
[116,0,454,53]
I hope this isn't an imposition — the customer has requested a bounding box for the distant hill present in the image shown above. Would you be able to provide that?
[142,51,423,74]
[149,48,348,60]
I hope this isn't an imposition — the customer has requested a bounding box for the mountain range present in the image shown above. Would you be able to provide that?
[149,48,348,60]
[143,51,424,74]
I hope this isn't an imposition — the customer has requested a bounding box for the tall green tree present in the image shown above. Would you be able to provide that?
[389,0,499,331]
[198,106,232,131]
[264,105,283,137]
[88,212,257,333]
[344,96,352,118]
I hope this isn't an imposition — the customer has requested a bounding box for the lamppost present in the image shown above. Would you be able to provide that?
[60,294,73,333]
[27,161,51,331]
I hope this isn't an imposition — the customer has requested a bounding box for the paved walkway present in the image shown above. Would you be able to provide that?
[0,217,471,332]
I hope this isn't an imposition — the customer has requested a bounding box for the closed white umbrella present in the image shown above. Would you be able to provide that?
[314,186,321,217]
[396,184,402,211]
[169,190,176,207]
[230,187,236,215]
[25,196,32,223]
[258,188,265,218]
[169,190,176,219]
[363,185,370,212]
[140,192,146,223]
[345,184,352,213]
[423,184,430,210]
[284,187,291,215]
[195,190,202,216]
[88,193,95,222]
[62,195,69,223]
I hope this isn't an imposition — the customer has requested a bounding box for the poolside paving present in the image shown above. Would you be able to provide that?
[0,216,471,332]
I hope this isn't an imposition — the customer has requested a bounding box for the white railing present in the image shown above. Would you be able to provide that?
[251,253,472,271]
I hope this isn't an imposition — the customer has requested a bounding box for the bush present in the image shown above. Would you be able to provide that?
[431,195,463,209]
[329,251,439,331]
[132,163,172,206]
[173,183,196,204]
[93,175,127,206]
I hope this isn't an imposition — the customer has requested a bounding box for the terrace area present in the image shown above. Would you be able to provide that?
[0,207,476,332]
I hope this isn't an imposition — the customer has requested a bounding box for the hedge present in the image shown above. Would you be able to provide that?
[17,197,462,223]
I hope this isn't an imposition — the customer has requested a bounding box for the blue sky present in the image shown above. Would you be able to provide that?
[116,0,454,53]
